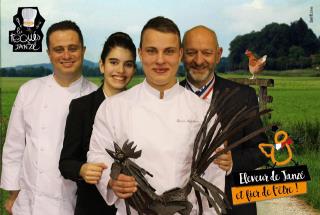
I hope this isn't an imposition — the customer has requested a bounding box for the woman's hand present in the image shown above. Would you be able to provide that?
[79,162,107,184]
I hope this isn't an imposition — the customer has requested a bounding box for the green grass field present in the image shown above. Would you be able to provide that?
[221,73,320,125]
[2,74,320,123]
[0,73,319,214]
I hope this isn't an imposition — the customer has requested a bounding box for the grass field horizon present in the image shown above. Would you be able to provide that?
[1,70,319,214]
[3,72,319,124]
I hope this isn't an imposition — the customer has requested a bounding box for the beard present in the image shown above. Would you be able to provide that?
[186,62,215,84]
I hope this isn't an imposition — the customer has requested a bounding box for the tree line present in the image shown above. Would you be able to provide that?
[0,64,186,77]
[225,18,320,71]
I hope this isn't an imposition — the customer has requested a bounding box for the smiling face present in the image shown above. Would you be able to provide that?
[100,46,135,96]
[47,30,85,80]
[183,27,222,88]
[139,29,182,92]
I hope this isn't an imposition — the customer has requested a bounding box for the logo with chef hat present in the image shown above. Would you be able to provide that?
[9,7,45,52]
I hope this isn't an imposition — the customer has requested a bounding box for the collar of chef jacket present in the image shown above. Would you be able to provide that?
[142,78,180,100]
[50,74,89,97]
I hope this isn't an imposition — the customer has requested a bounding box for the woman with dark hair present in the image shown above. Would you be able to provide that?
[59,32,136,215]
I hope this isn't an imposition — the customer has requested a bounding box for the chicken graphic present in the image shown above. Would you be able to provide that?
[259,130,293,166]
[245,50,267,79]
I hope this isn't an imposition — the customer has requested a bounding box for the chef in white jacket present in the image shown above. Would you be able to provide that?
[87,16,225,215]
[1,20,97,215]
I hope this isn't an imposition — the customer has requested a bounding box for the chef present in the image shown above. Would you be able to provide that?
[0,20,97,215]
[87,16,225,215]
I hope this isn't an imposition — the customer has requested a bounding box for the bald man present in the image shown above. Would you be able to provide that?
[180,26,268,215]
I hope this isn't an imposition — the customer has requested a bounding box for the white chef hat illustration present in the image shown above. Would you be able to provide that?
[22,8,37,27]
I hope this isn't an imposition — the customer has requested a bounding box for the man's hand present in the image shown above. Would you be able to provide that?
[108,174,137,199]
[213,142,233,172]
[4,190,19,215]
[79,162,107,184]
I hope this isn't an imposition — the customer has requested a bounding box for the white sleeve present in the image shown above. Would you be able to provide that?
[1,86,26,190]
[87,100,118,205]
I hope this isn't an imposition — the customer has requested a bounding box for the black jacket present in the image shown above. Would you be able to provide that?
[180,75,268,215]
[59,87,116,215]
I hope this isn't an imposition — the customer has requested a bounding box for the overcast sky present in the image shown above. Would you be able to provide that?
[1,0,319,67]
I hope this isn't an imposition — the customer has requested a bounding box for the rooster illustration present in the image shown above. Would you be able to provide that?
[259,130,293,166]
[245,50,267,79]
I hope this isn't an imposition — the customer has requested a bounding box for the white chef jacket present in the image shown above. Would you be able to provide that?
[1,74,97,215]
[87,79,225,215]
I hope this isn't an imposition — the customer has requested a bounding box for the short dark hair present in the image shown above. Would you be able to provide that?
[100,32,136,64]
[46,20,84,48]
[139,16,181,48]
